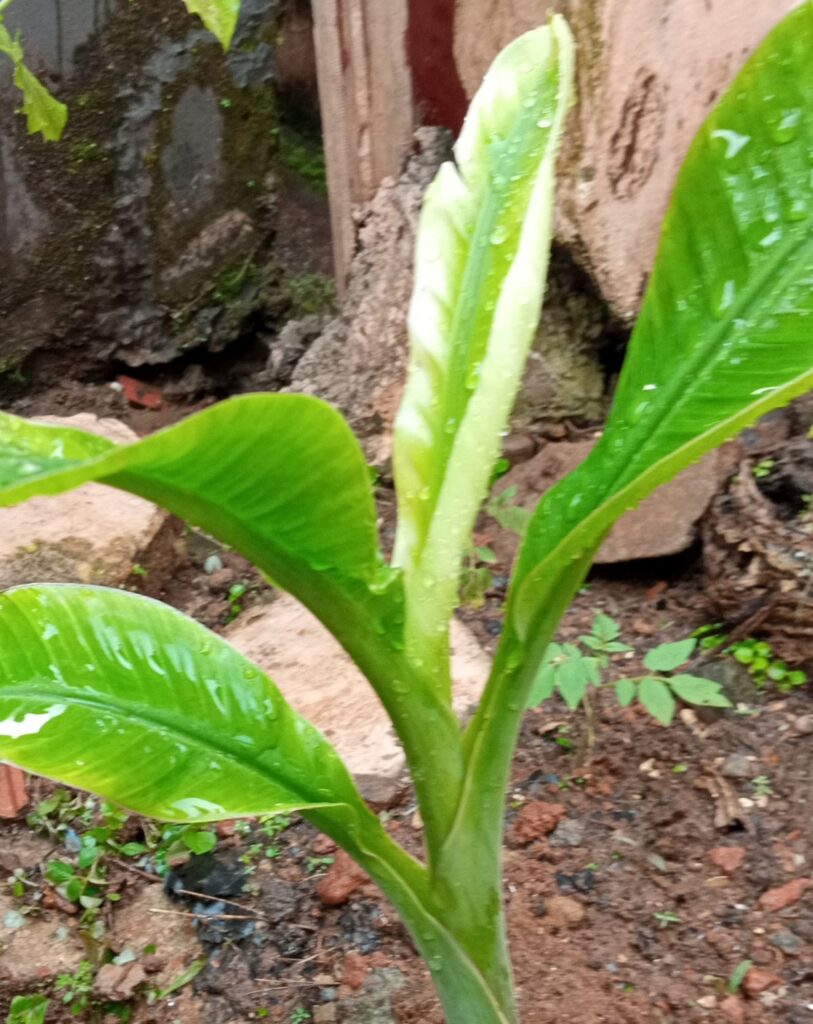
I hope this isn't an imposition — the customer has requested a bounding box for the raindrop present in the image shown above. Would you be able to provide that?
[537,117,552,129]
[711,128,750,160]
[490,225,510,246]
[772,108,801,144]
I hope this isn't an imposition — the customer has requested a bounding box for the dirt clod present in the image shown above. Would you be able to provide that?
[93,962,147,1001]
[709,846,746,874]
[512,802,567,843]
[758,878,812,912]
[541,895,586,930]
[316,850,369,907]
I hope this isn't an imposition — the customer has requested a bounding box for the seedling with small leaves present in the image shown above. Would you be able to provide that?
[528,618,730,731]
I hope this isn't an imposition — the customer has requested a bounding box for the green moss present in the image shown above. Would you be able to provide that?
[278,125,327,194]
[282,273,335,316]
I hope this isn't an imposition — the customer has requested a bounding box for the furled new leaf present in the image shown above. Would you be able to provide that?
[392,16,574,691]
[181,0,240,49]
[510,3,813,648]
[0,586,369,829]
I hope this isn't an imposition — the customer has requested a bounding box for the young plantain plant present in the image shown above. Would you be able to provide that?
[0,9,812,1022]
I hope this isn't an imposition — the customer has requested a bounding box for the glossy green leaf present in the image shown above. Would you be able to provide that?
[615,679,636,708]
[511,4,813,640]
[7,994,49,1024]
[638,677,676,727]
[643,639,696,673]
[392,16,574,690]
[181,0,240,49]
[669,674,732,708]
[0,585,369,828]
[0,20,67,141]
[0,394,389,632]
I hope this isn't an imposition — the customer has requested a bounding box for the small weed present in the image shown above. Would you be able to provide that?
[751,775,774,799]
[227,583,248,622]
[55,960,94,1015]
[306,856,334,875]
[727,959,753,994]
[527,616,730,736]
[752,458,776,479]
[6,995,49,1024]
[130,563,148,577]
[726,636,807,692]
[291,1009,311,1024]
[653,911,680,929]
[486,485,531,537]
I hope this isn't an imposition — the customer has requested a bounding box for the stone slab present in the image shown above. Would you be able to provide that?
[0,413,165,591]
[226,594,489,796]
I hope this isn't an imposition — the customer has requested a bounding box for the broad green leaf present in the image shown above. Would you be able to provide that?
[615,679,636,707]
[181,0,240,49]
[0,395,390,638]
[0,20,67,141]
[638,677,676,726]
[643,638,696,673]
[7,994,49,1024]
[591,613,621,643]
[392,16,575,690]
[669,674,732,708]
[14,64,68,140]
[0,585,371,832]
[556,657,592,710]
[511,4,813,642]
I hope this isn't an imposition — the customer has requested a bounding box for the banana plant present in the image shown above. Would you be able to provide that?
[0,8,811,1022]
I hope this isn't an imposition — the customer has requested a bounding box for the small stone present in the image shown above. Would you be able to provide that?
[502,433,536,465]
[549,818,585,848]
[316,851,368,907]
[709,846,746,874]
[719,995,745,1023]
[93,962,147,1001]
[758,878,812,912]
[313,835,338,856]
[721,753,755,780]
[770,928,803,956]
[742,967,782,999]
[512,802,567,843]
[793,715,813,736]
[696,994,717,1009]
[541,895,585,930]
[632,618,656,636]
[313,1006,337,1024]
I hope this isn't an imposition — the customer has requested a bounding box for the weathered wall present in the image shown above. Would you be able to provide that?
[453,0,801,318]
[0,0,283,379]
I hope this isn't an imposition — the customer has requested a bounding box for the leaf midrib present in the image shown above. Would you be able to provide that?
[0,682,339,810]
[605,187,813,501]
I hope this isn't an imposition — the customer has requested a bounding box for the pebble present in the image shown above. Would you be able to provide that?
[696,994,717,1009]
[541,895,586,930]
[721,753,755,781]
[719,994,745,1023]
[793,715,813,736]
[708,846,746,874]
[758,878,812,912]
[549,819,585,848]
[742,967,782,999]
[770,928,804,956]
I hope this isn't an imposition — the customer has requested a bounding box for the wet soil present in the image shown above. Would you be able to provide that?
[0,406,812,1024]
